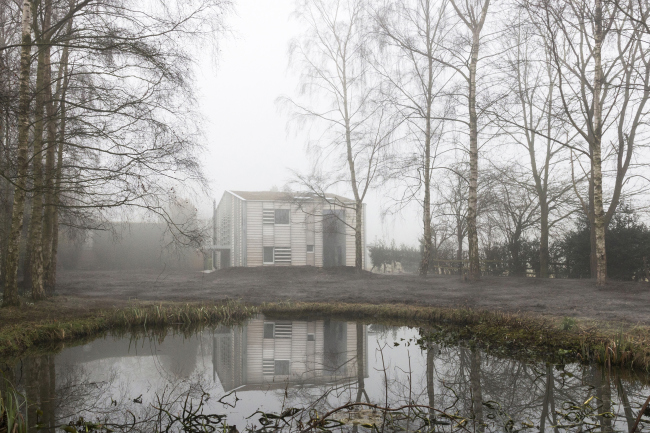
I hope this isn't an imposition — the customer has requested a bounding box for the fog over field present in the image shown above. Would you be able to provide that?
[1,0,650,300]
[196,0,417,244]
[3,2,650,431]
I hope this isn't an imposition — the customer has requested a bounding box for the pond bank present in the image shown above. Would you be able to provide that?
[56,267,650,324]
[1,298,649,371]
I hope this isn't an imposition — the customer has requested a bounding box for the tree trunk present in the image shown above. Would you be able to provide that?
[467,28,481,281]
[355,202,363,270]
[420,20,435,277]
[426,343,435,422]
[592,0,607,286]
[355,322,368,403]
[26,10,50,301]
[421,172,432,276]
[0,108,8,286]
[593,366,612,433]
[470,349,484,432]
[457,217,463,275]
[539,202,549,278]
[45,4,72,295]
[3,0,33,307]
[42,0,57,296]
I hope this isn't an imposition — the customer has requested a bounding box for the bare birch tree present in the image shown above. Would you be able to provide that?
[533,0,650,284]
[284,0,391,270]
[493,14,577,277]
[447,0,491,280]
[2,0,33,306]
[373,0,450,276]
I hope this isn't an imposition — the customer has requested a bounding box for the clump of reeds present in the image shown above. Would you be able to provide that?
[0,300,257,357]
[0,385,27,433]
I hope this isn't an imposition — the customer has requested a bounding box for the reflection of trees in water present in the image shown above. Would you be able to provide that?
[3,325,650,432]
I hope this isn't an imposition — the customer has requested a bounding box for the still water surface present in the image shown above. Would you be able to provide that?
[2,315,649,432]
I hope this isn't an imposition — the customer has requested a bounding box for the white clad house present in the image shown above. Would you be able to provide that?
[212,191,366,269]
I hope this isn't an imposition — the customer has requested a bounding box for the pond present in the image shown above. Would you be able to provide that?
[1,315,649,432]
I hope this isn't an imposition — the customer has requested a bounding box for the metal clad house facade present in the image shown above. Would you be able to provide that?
[213,191,365,268]
[213,317,368,391]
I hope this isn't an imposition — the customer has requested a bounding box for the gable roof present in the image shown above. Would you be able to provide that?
[228,190,354,203]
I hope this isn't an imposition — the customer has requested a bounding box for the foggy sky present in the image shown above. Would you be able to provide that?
[195,0,420,246]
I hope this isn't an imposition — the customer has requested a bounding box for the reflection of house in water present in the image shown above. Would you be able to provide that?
[213,318,368,391]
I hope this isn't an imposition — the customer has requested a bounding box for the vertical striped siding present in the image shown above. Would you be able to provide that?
[274,226,291,247]
[274,339,292,362]
[314,320,324,376]
[346,208,356,267]
[246,319,264,383]
[346,322,357,377]
[306,321,316,376]
[291,207,307,266]
[262,339,275,361]
[291,321,307,376]
[262,202,274,248]
[314,208,323,267]
[247,202,263,266]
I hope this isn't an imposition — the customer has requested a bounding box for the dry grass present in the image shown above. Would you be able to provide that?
[260,302,650,371]
[0,300,258,357]
[1,299,649,371]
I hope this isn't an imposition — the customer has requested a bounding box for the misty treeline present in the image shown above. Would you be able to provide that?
[286,0,650,284]
[370,203,650,280]
[0,0,228,305]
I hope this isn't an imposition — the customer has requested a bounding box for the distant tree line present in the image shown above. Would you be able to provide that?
[370,205,650,281]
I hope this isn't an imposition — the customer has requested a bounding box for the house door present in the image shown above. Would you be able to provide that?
[322,210,346,267]
[220,249,231,268]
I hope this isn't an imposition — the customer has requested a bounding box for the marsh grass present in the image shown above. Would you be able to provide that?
[2,299,650,372]
[0,300,258,358]
[260,302,650,372]
[0,382,27,433]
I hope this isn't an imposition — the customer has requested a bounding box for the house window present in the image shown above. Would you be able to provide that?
[263,247,274,264]
[263,209,275,224]
[274,247,291,263]
[307,333,315,341]
[274,360,291,375]
[306,245,314,253]
[263,359,274,375]
[264,323,275,339]
[274,209,290,224]
[274,322,292,338]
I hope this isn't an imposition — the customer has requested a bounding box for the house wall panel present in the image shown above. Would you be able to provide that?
[246,319,264,383]
[346,322,357,377]
[314,208,323,267]
[291,322,308,375]
[345,209,355,267]
[274,225,291,248]
[263,224,274,247]
[247,202,263,266]
[314,320,324,376]
[291,207,307,266]
[274,339,292,361]
[263,339,274,360]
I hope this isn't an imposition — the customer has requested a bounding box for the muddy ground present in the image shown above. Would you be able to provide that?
[52,266,650,325]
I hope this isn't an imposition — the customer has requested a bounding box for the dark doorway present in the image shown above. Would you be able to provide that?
[323,319,347,375]
[322,210,346,267]
[220,249,231,269]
